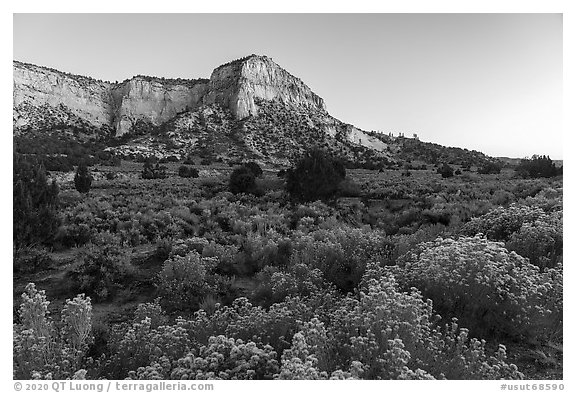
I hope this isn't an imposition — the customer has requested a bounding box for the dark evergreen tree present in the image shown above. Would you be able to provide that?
[243,161,263,178]
[74,162,92,194]
[13,154,60,247]
[478,161,502,175]
[437,163,454,178]
[229,166,257,194]
[286,148,346,202]
[142,159,155,179]
[178,165,199,178]
[516,155,561,178]
[142,159,167,179]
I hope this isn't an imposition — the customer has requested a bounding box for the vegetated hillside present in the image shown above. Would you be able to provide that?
[106,98,393,166]
[13,157,563,380]
[13,55,563,382]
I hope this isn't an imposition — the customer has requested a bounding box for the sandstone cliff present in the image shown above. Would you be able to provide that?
[13,61,209,137]
[204,55,326,119]
[112,77,208,137]
[13,55,389,164]
[13,61,115,131]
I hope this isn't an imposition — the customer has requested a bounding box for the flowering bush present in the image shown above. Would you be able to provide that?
[396,235,562,341]
[507,211,562,269]
[186,296,312,355]
[67,244,132,301]
[14,246,54,274]
[157,251,219,311]
[105,317,191,379]
[461,204,545,241]
[169,335,279,379]
[290,227,389,291]
[13,283,92,379]
[274,268,523,380]
[251,264,325,306]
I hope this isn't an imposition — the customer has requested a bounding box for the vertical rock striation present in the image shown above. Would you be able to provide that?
[14,55,327,137]
[204,55,326,119]
[13,61,115,131]
[112,77,208,137]
[13,61,209,137]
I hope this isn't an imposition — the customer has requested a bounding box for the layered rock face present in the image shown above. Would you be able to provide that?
[13,61,115,130]
[14,55,343,143]
[204,55,326,119]
[112,77,208,137]
[13,61,208,137]
[14,55,395,165]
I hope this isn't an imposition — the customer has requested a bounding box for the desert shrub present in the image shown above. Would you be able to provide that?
[154,238,173,264]
[106,317,191,379]
[186,295,318,355]
[436,163,454,178]
[157,251,218,311]
[55,223,93,248]
[243,161,264,178]
[286,148,346,202]
[105,172,116,180]
[251,264,325,306]
[178,165,199,178]
[395,235,562,341]
[201,242,240,276]
[461,204,545,242]
[13,154,60,247]
[522,187,563,212]
[338,178,362,197]
[290,227,391,292]
[516,155,561,178]
[168,335,279,380]
[229,166,257,194]
[279,267,524,380]
[491,189,515,206]
[142,160,167,179]
[391,223,448,263]
[183,155,196,165]
[67,244,132,301]
[230,233,294,276]
[42,156,75,172]
[13,283,92,379]
[13,246,53,274]
[507,211,562,269]
[133,299,168,329]
[74,162,92,194]
[477,161,502,174]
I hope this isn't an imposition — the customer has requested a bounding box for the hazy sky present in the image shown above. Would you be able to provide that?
[13,13,562,159]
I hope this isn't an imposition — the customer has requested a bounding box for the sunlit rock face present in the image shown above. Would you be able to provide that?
[13,61,208,137]
[112,77,208,137]
[13,61,115,133]
[13,55,327,137]
[204,55,326,119]
[13,56,390,164]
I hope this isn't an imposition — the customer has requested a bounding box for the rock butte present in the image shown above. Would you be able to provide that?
[13,55,328,138]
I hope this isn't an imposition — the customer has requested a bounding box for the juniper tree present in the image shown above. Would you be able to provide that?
[13,154,60,247]
[286,148,346,202]
[74,162,92,194]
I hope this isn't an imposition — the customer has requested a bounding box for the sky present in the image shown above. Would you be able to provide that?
[13,13,563,159]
